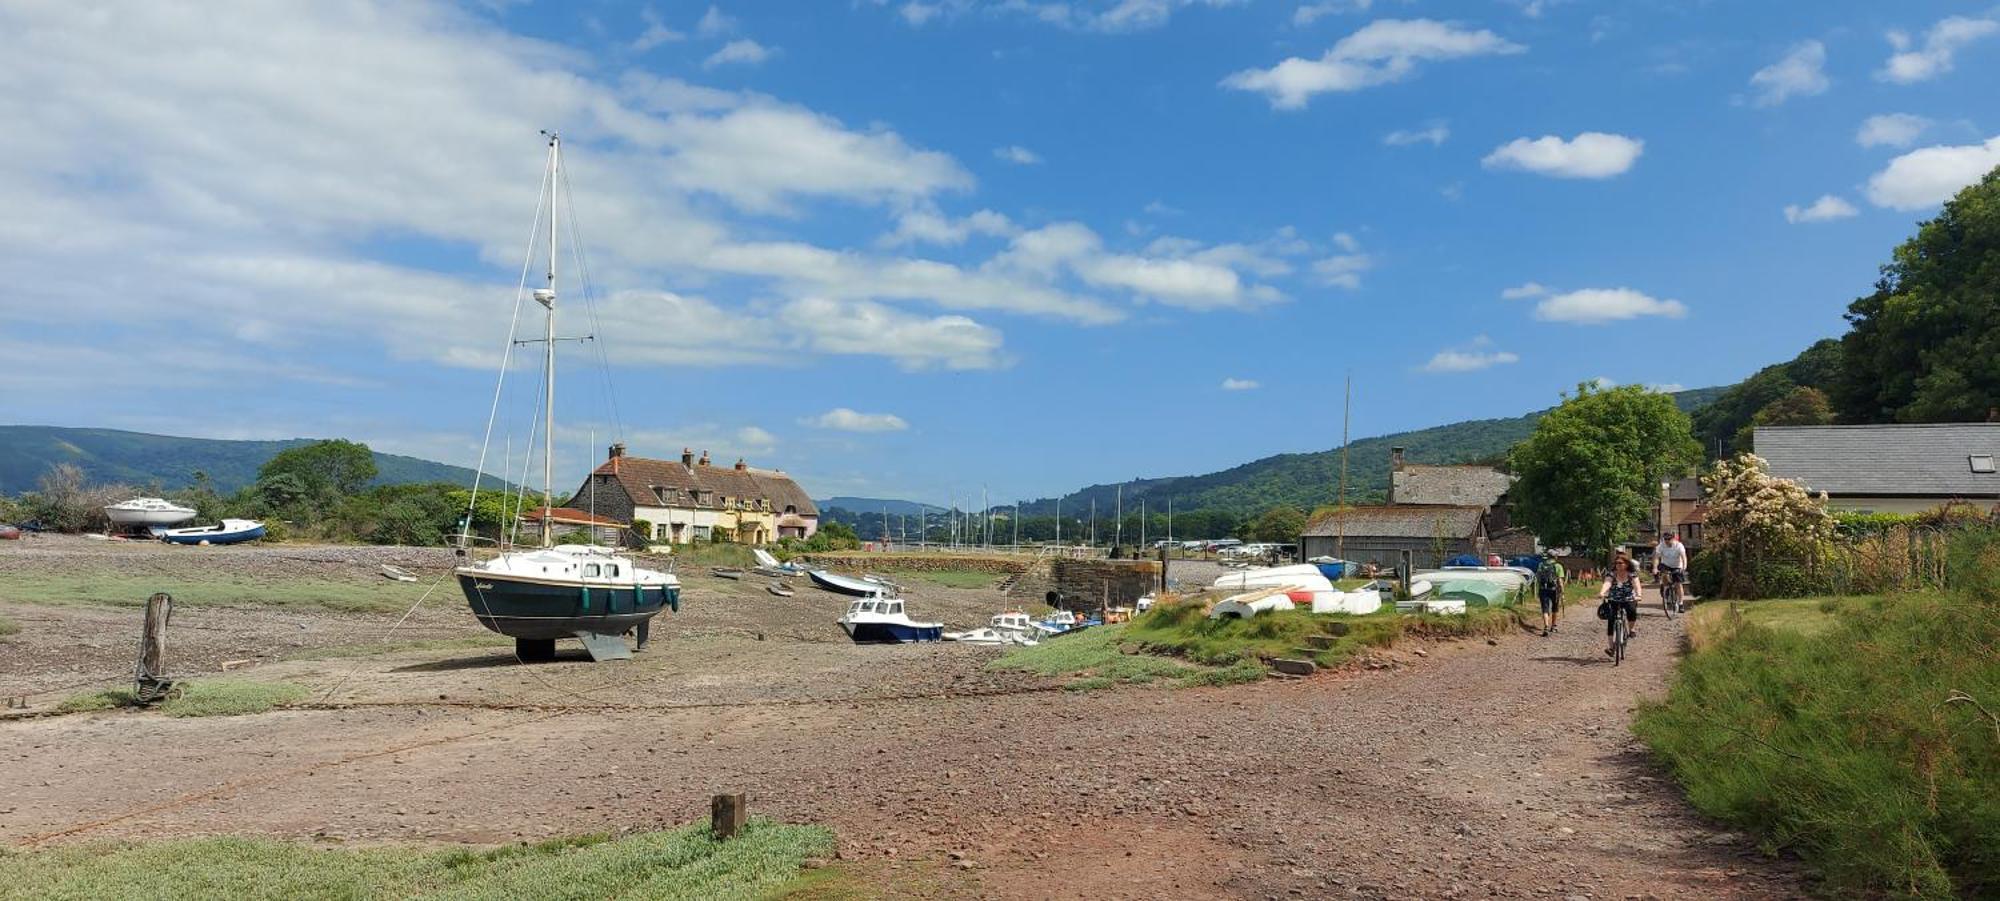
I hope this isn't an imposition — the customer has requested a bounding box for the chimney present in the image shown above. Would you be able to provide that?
[734,458,747,471]
[1390,446,1406,470]
[608,442,625,460]
[1388,446,1406,505]
[698,450,711,467]
[681,448,694,468]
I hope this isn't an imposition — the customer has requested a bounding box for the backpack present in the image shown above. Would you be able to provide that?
[1536,562,1562,593]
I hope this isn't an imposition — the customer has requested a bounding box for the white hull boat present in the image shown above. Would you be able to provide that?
[838,596,942,643]
[104,498,197,527]
[1212,564,1335,593]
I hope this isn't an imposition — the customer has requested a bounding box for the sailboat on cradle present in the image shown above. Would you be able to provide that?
[454,132,680,663]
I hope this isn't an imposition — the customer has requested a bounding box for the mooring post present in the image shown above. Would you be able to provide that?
[1157,544,1168,592]
[135,592,175,704]
[1399,550,1413,597]
[711,793,746,840]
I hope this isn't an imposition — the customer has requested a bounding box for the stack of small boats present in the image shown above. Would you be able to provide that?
[1210,563,1383,615]
[103,498,267,546]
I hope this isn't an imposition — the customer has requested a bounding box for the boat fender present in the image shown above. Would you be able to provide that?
[581,585,590,612]
[667,586,680,613]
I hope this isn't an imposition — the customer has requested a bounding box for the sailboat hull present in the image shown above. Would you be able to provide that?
[458,572,676,640]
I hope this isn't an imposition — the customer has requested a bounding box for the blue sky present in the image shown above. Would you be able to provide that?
[4,1,1997,507]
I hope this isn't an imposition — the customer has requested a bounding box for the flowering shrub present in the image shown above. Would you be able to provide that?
[1702,454,1838,597]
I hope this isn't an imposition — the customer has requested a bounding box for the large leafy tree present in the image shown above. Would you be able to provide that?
[1834,166,2000,423]
[1733,385,1836,451]
[1507,383,1703,556]
[1247,505,1307,543]
[255,439,377,513]
[1690,339,1842,456]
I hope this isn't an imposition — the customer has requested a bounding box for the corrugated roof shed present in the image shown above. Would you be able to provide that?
[1755,423,2000,497]
[1392,465,1514,506]
[1302,505,1485,539]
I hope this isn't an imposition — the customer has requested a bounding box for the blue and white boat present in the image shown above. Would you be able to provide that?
[157,518,266,545]
[1032,609,1100,637]
[837,596,943,643]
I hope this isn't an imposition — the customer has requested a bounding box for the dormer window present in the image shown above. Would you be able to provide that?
[1973,455,1996,474]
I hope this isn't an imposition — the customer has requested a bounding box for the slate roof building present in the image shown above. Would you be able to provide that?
[1299,505,1492,568]
[1754,423,2000,514]
[561,444,818,546]
[1388,448,1516,508]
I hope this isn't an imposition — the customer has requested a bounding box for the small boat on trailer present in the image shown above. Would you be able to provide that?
[837,596,942,643]
[103,498,197,528]
[158,519,267,546]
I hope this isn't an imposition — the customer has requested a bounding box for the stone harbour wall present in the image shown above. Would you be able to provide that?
[1014,558,1159,613]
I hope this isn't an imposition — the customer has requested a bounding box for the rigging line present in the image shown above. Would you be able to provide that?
[556,161,625,446]
[508,352,549,549]
[461,150,554,541]
[312,566,457,706]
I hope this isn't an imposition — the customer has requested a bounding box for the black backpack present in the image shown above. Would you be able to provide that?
[1536,562,1561,592]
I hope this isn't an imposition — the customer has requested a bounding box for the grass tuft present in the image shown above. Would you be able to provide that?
[0,820,833,900]
[1635,591,1999,899]
[56,688,137,713]
[159,680,310,717]
[0,614,18,637]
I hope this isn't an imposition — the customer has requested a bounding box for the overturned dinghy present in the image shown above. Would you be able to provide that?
[1209,588,1296,620]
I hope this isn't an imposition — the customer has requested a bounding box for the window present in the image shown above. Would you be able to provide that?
[605,565,619,578]
[583,564,601,578]
[1972,455,1996,474]
[691,525,711,541]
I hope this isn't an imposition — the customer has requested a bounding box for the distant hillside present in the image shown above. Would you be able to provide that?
[0,426,497,495]
[1013,386,1727,518]
[814,496,946,516]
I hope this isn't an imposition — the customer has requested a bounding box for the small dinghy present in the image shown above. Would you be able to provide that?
[158,519,267,546]
[711,567,746,580]
[767,581,795,597]
[380,564,419,583]
[810,569,891,597]
[837,596,942,643]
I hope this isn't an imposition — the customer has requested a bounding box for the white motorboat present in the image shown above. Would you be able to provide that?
[103,498,197,527]
[945,612,1041,646]
[838,596,942,643]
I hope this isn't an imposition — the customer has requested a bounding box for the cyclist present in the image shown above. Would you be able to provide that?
[1653,532,1689,613]
[1599,554,1642,657]
[1535,551,1565,637]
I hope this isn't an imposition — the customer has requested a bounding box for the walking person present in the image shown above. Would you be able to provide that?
[1599,554,1642,656]
[1535,551,1565,637]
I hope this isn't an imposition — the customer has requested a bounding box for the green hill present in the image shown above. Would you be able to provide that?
[1015,386,1726,518]
[0,426,498,495]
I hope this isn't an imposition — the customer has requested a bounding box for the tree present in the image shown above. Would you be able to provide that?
[1248,505,1306,543]
[256,439,377,511]
[1691,339,1843,456]
[1507,383,1702,556]
[1834,166,2000,423]
[1733,385,1836,451]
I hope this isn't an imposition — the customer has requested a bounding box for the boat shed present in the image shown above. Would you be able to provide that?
[1299,505,1491,570]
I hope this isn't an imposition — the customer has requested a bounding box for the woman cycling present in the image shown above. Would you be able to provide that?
[1598,554,1642,657]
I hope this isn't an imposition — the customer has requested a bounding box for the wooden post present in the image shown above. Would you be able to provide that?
[1398,550,1413,597]
[135,592,174,704]
[1157,544,1168,592]
[711,793,746,840]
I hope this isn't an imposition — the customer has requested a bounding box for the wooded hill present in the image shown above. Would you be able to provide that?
[0,426,493,495]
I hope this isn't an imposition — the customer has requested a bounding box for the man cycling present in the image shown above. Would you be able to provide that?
[1599,554,1641,657]
[1653,532,1689,613]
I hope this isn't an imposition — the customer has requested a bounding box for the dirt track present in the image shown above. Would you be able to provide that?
[0,540,1804,898]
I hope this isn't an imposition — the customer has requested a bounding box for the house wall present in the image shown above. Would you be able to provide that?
[632,504,725,545]
[1299,536,1480,569]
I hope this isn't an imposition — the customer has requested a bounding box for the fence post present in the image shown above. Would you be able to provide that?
[711,793,746,840]
[135,592,174,704]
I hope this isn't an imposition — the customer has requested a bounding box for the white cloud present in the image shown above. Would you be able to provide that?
[659,104,973,213]
[1481,132,1643,179]
[879,208,1017,247]
[1783,195,1859,224]
[1747,40,1828,107]
[802,408,911,432]
[1220,377,1260,390]
[1878,16,1998,84]
[1223,19,1524,110]
[703,39,775,69]
[697,5,736,37]
[1383,121,1449,147]
[735,426,778,450]
[1649,382,1685,393]
[901,0,1244,33]
[993,145,1042,165]
[1500,281,1547,300]
[1311,252,1371,289]
[1533,288,1688,324]
[1293,1,1370,27]
[782,297,1006,370]
[901,2,944,26]
[1865,136,2000,210]
[632,7,685,52]
[990,222,1310,310]
[1422,336,1518,373]
[1857,113,1932,149]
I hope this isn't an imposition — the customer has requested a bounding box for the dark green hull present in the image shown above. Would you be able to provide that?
[458,573,678,640]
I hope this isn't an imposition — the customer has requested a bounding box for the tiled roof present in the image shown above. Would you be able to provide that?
[1302,505,1486,539]
[575,454,819,514]
[1755,423,2000,497]
[1392,465,1513,507]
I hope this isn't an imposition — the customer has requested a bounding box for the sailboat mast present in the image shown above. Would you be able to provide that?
[539,132,560,549]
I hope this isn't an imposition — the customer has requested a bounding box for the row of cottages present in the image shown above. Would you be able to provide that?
[547,444,818,547]
[1755,423,2000,513]
[1298,447,1536,568]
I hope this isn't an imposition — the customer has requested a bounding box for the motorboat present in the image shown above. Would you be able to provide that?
[945,612,1041,646]
[104,498,197,527]
[809,569,891,597]
[157,519,266,545]
[449,134,679,663]
[837,596,943,643]
[1032,609,1100,637]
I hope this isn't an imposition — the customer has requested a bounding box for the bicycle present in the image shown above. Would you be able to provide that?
[1658,568,1684,618]
[1609,606,1630,666]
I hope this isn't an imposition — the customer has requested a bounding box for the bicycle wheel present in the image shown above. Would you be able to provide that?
[1612,616,1627,666]
[1660,582,1674,619]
